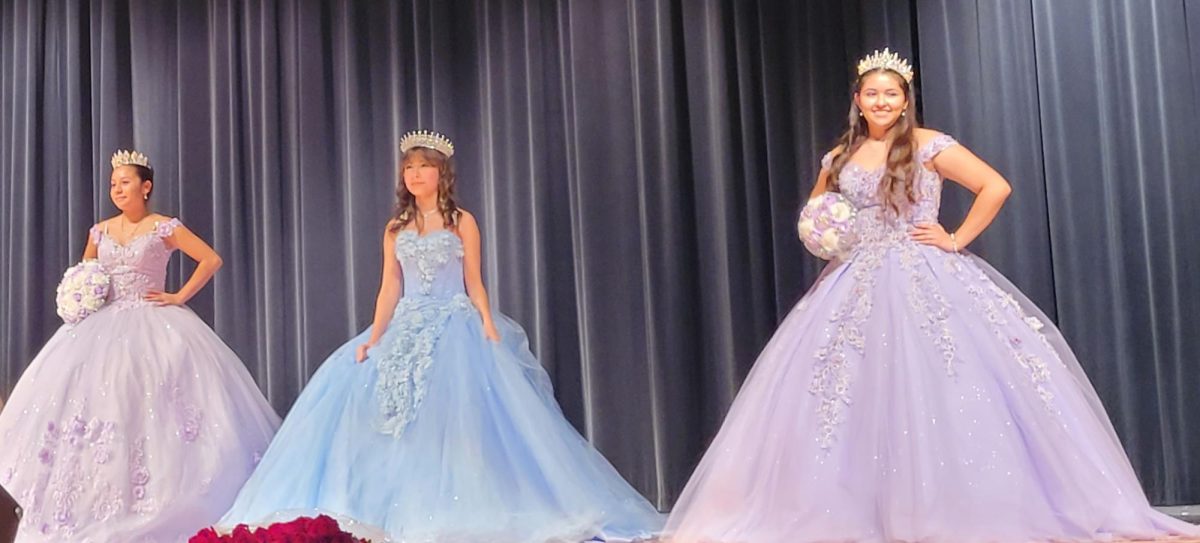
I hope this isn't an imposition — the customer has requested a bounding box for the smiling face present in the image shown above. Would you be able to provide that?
[854,70,909,131]
[109,165,151,212]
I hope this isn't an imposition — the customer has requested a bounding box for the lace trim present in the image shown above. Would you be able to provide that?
[943,254,1059,410]
[808,226,888,449]
[154,218,183,238]
[395,231,464,296]
[99,218,183,310]
[899,243,959,376]
[375,294,474,438]
[917,134,959,164]
[10,411,157,538]
[810,210,969,448]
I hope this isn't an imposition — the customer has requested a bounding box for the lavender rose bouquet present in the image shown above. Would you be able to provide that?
[55,260,111,324]
[797,192,859,260]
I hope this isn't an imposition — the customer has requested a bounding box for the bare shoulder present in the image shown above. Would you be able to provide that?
[455,209,480,240]
[913,127,945,147]
[456,208,477,226]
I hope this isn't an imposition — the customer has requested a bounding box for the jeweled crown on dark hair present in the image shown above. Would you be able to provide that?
[399,130,454,157]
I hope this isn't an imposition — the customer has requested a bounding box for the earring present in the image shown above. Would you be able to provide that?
[901,111,907,117]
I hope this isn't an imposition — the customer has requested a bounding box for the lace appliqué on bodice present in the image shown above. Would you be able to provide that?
[395,230,465,296]
[375,230,473,439]
[821,133,958,225]
[809,134,1033,450]
[90,218,182,310]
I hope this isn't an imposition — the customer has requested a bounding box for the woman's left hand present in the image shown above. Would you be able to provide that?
[145,290,186,306]
[910,223,956,252]
[484,324,501,343]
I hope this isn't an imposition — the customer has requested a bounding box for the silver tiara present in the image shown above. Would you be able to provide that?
[111,149,150,169]
[857,48,914,83]
[399,130,454,157]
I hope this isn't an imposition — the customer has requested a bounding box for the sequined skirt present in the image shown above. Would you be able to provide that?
[665,240,1198,542]
[0,303,280,542]
[219,299,663,542]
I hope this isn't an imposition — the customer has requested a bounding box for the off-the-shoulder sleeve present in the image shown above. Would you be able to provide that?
[154,217,184,238]
[820,150,835,170]
[89,224,102,245]
[917,133,959,164]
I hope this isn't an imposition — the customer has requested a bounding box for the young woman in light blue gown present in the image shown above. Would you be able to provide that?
[219,131,663,542]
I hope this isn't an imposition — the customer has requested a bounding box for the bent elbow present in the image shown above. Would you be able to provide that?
[995,179,1012,200]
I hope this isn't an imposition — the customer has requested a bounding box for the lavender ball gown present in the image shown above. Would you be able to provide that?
[664,135,1200,543]
[0,218,280,542]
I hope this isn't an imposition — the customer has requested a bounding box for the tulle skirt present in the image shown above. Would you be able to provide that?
[221,298,663,542]
[665,245,1199,543]
[0,304,280,542]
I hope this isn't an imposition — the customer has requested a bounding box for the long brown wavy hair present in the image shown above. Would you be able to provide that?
[388,146,461,233]
[826,68,919,215]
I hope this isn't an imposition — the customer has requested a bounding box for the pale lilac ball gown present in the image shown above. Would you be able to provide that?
[0,218,280,542]
[664,135,1200,543]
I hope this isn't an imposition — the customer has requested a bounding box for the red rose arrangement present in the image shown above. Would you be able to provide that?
[190,514,371,543]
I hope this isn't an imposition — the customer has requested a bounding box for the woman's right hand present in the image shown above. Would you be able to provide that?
[355,341,376,363]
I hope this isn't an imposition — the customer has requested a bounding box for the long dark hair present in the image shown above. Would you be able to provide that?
[388,146,461,232]
[826,68,919,215]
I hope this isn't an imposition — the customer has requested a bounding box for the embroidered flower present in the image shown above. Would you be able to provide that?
[395,230,465,295]
[375,295,473,439]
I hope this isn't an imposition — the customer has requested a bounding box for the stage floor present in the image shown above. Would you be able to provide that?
[1160,504,1200,524]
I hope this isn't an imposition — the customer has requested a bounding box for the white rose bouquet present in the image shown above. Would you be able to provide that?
[55,260,111,324]
[797,192,859,260]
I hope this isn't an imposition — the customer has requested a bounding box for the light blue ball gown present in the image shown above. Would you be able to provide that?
[220,228,663,542]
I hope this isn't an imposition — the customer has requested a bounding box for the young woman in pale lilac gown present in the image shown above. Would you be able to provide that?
[664,50,1200,543]
[218,131,663,542]
[0,150,280,542]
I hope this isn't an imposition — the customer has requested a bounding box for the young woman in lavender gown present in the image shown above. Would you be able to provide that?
[664,49,1200,543]
[0,150,280,542]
